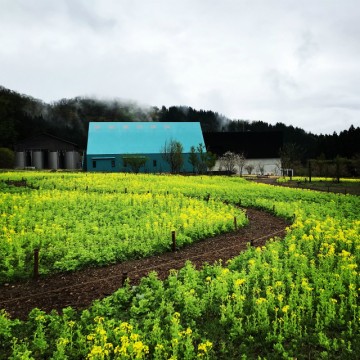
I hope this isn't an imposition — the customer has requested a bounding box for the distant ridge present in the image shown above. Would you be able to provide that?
[0,85,359,161]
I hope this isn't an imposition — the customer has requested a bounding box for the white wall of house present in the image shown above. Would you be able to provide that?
[212,158,282,175]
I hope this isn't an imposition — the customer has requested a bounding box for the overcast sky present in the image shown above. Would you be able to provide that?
[1,0,359,135]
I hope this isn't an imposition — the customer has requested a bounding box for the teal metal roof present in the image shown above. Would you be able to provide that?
[87,122,205,154]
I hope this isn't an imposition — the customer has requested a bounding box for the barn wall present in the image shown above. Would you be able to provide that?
[119,154,170,173]
[86,153,195,173]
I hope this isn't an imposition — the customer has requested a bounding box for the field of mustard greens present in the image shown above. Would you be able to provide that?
[0,172,359,359]
[0,174,245,281]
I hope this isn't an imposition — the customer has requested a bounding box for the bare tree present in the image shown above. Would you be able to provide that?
[161,139,184,173]
[189,144,217,174]
[257,162,265,175]
[188,143,204,173]
[235,153,246,176]
[274,161,282,176]
[219,151,236,174]
[205,151,217,171]
[188,146,198,173]
[245,163,254,175]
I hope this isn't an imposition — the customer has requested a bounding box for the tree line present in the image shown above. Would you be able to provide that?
[0,86,359,171]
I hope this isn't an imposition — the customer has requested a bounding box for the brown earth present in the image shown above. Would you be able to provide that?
[0,208,289,320]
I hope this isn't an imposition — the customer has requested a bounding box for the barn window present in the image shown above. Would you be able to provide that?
[153,160,157,167]
[92,160,96,168]
[111,160,115,168]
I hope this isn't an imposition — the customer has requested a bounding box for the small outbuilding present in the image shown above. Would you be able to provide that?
[14,133,82,170]
[86,121,206,173]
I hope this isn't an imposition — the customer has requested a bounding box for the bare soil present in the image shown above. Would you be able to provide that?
[0,208,289,320]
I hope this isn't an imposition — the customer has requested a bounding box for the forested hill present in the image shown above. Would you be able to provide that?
[0,86,359,161]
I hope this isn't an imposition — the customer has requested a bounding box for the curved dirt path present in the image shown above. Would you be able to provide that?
[0,208,289,320]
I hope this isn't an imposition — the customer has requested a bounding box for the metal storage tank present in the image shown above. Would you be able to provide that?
[15,152,25,168]
[33,151,44,169]
[65,151,78,169]
[49,151,59,169]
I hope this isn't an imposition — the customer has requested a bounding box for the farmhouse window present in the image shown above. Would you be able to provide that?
[92,160,96,168]
[153,160,157,167]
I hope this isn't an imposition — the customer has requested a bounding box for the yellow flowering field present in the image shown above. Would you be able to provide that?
[0,172,245,281]
[0,171,359,359]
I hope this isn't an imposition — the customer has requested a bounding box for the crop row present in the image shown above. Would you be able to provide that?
[0,177,245,281]
[0,172,359,359]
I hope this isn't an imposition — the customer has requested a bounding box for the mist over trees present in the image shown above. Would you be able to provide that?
[0,86,359,167]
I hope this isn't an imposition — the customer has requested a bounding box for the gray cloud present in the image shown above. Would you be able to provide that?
[0,0,359,134]
[264,69,300,98]
[64,0,116,31]
[296,31,319,65]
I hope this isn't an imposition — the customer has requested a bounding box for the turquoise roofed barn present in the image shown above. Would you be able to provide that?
[86,122,206,173]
